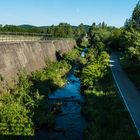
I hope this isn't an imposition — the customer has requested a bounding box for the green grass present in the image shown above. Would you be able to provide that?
[82,72,139,140]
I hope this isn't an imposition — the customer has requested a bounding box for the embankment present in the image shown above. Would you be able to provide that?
[0,39,76,80]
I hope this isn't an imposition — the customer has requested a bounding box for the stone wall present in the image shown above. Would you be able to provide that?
[0,39,76,80]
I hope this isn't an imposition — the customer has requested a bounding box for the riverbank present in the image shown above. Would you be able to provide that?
[0,46,88,140]
[0,48,81,139]
[35,47,88,140]
[36,65,86,140]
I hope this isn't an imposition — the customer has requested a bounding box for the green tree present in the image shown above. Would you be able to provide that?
[124,18,133,29]
[109,29,122,50]
[74,23,86,38]
[132,0,140,29]
[54,23,74,38]
[120,29,140,65]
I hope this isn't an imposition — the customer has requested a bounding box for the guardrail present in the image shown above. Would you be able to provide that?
[0,32,52,42]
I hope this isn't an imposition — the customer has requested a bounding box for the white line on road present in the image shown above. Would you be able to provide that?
[111,68,140,136]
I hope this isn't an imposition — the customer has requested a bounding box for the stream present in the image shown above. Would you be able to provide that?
[36,49,87,140]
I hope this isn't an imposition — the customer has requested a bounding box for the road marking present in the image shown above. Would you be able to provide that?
[111,67,140,136]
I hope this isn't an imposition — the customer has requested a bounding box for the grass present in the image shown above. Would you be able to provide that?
[81,69,140,140]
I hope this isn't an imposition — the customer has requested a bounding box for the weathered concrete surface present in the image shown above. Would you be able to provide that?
[0,39,76,80]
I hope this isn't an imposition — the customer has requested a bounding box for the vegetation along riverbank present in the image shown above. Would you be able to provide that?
[0,48,80,139]
[77,23,140,140]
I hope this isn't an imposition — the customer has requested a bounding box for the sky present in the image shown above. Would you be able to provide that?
[0,0,139,27]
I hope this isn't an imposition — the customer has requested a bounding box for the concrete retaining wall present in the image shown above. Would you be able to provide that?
[0,39,76,80]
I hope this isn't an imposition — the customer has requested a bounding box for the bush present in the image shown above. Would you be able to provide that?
[0,98,34,136]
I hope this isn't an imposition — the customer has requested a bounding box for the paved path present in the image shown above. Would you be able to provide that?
[110,52,140,136]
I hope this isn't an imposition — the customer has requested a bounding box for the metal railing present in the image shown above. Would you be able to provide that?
[0,32,52,42]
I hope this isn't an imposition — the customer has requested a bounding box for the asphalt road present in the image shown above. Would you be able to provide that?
[110,52,140,136]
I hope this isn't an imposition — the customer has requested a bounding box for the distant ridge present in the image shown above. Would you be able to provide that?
[18,24,91,31]
[18,24,48,29]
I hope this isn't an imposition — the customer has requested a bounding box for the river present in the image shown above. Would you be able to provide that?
[36,49,87,140]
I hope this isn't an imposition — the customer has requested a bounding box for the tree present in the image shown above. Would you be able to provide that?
[88,22,96,38]
[132,0,140,29]
[109,29,122,50]
[81,62,102,87]
[101,21,107,29]
[74,23,86,38]
[53,23,74,38]
[120,29,140,65]
[124,18,133,29]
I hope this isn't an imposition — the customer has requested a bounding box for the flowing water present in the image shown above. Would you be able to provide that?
[36,49,87,140]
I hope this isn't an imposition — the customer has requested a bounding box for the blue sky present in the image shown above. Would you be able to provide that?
[0,0,138,27]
